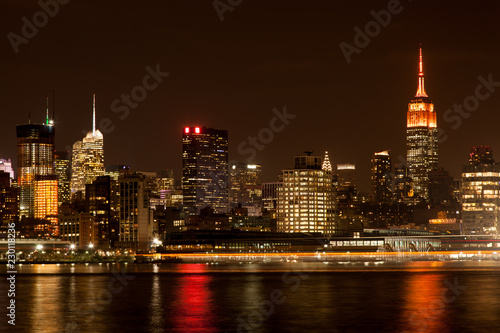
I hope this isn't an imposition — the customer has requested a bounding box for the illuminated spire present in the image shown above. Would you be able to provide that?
[415,45,428,98]
[46,97,49,125]
[92,93,96,135]
[322,151,332,172]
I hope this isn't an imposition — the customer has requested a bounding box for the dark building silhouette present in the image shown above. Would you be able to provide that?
[371,151,392,203]
[182,126,228,215]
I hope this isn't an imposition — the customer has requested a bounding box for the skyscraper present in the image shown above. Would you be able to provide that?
[182,126,228,215]
[371,150,392,203]
[394,164,412,203]
[118,173,154,251]
[54,151,71,206]
[17,115,55,218]
[337,164,356,189]
[0,158,15,181]
[0,171,18,223]
[229,162,262,216]
[70,95,104,196]
[86,175,112,249]
[406,46,438,201]
[461,146,500,234]
[262,182,280,211]
[34,175,59,234]
[277,154,335,234]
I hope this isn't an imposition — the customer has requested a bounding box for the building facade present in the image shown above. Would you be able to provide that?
[0,158,15,181]
[182,126,228,215]
[118,173,154,251]
[406,47,438,201]
[277,155,335,234]
[0,171,18,223]
[371,150,392,203]
[86,175,112,249]
[229,162,262,216]
[34,175,59,234]
[461,146,500,234]
[17,122,55,218]
[54,151,71,206]
[70,95,104,195]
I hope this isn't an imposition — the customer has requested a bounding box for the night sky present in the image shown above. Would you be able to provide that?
[1,0,500,191]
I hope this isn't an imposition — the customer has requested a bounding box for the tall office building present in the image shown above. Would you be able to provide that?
[337,164,356,189]
[262,182,281,211]
[428,167,454,206]
[371,150,392,203]
[182,126,228,215]
[394,164,413,202]
[229,162,262,216]
[406,47,438,200]
[277,154,335,234]
[17,115,55,218]
[34,175,59,234]
[0,171,18,223]
[86,175,112,249]
[118,173,154,251]
[461,146,500,234]
[0,158,15,181]
[54,151,71,206]
[469,146,494,166]
[70,95,104,195]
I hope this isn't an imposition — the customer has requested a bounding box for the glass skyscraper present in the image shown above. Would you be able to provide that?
[16,122,55,218]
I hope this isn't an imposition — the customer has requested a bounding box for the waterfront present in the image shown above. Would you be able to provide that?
[2,261,500,332]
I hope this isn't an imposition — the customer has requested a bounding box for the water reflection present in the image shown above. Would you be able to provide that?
[400,274,450,332]
[29,275,65,332]
[149,274,164,331]
[172,264,215,332]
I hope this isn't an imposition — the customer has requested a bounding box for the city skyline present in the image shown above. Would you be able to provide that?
[2,1,500,192]
[3,3,500,332]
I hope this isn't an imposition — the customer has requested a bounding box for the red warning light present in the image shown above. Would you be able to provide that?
[184,127,190,134]
[195,127,200,134]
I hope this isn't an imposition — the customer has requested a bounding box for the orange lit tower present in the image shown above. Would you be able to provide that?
[17,108,55,218]
[406,46,438,201]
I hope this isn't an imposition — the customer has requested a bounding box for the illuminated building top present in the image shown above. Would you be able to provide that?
[322,151,332,172]
[406,45,438,201]
[415,47,427,98]
[70,95,105,194]
[374,150,390,157]
[337,164,355,170]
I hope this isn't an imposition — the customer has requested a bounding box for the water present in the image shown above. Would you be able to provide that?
[2,261,500,332]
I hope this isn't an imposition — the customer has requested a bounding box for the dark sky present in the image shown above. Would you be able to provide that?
[2,0,500,192]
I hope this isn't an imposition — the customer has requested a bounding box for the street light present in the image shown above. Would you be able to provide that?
[88,243,94,249]
[70,244,76,250]
[36,244,43,251]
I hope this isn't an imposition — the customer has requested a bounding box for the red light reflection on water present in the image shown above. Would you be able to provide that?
[173,264,215,333]
[400,273,450,333]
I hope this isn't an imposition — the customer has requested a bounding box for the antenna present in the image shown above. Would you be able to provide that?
[46,97,49,125]
[92,93,96,135]
[52,89,55,121]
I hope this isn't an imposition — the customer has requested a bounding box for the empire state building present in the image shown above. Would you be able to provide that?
[406,47,438,201]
